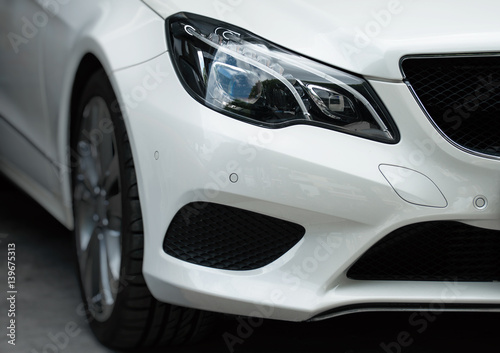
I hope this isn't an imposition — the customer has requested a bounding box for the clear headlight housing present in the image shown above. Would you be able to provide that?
[167,13,398,143]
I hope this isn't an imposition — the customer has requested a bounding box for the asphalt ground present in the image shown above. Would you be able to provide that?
[0,174,497,353]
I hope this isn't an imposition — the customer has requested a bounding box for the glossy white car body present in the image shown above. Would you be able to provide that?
[0,0,499,324]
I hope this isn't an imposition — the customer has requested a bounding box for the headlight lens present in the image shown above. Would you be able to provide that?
[167,13,398,143]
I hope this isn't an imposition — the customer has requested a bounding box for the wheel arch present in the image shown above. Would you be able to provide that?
[55,0,166,230]
[69,53,106,149]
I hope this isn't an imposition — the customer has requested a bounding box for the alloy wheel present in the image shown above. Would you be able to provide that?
[74,96,122,322]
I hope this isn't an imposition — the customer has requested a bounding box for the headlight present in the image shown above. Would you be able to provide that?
[167,13,398,143]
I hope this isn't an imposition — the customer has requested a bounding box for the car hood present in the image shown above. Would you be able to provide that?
[144,0,500,80]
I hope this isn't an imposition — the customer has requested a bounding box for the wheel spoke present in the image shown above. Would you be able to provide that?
[81,102,97,134]
[98,234,114,306]
[75,207,94,252]
[77,142,100,190]
[104,228,121,281]
[80,227,101,305]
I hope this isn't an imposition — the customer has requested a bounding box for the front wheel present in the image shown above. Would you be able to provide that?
[72,70,214,351]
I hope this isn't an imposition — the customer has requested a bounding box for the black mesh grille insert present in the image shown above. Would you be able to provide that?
[163,203,305,271]
[347,221,500,281]
[402,56,500,157]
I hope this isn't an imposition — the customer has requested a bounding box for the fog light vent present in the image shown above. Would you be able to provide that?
[164,203,305,271]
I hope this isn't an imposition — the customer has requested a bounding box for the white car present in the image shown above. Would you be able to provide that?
[1,0,499,350]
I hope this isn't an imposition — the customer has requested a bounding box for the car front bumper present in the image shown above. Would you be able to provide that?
[112,52,500,321]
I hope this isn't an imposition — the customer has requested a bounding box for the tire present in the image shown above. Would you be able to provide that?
[72,70,214,351]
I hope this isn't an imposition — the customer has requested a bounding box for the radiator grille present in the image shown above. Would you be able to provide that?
[347,221,500,281]
[402,56,500,157]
